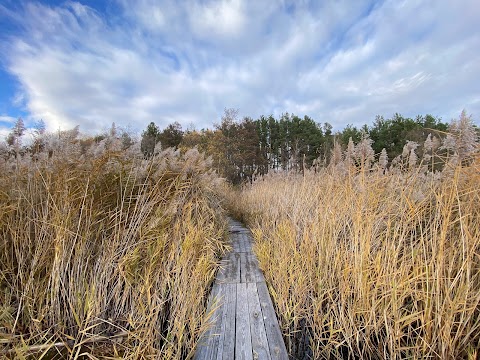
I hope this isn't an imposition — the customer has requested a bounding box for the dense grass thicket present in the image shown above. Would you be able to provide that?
[227,125,480,358]
[1,111,478,359]
[0,131,228,358]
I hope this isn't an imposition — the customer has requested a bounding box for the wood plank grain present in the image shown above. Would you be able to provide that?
[194,283,222,360]
[240,252,246,283]
[235,283,253,360]
[256,282,289,360]
[207,284,225,360]
[246,282,271,360]
[216,258,228,283]
[238,234,245,253]
[247,253,265,283]
[220,283,236,359]
[243,233,253,253]
[195,218,288,360]
[241,252,256,283]
[217,252,241,284]
[212,283,227,360]
[232,233,241,252]
[228,252,241,283]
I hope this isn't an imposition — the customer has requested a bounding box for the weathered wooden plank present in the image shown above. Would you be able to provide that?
[235,283,253,360]
[229,220,245,234]
[211,284,236,360]
[237,234,245,253]
[216,259,228,283]
[247,253,265,283]
[243,233,253,253]
[207,284,226,360]
[220,283,236,359]
[240,252,246,283]
[195,283,222,360]
[232,233,241,252]
[231,252,241,283]
[246,282,271,360]
[195,218,288,360]
[240,233,245,252]
[256,282,289,360]
[241,252,257,283]
[217,252,241,284]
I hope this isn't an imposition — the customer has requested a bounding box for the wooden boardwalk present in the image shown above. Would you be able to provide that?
[194,219,288,360]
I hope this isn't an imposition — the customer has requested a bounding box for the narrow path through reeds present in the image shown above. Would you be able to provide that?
[194,218,288,360]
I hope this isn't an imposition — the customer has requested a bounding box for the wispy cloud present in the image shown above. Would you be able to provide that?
[0,115,16,139]
[1,0,479,134]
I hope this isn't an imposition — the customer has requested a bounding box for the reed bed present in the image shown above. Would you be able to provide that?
[0,139,228,359]
[230,156,480,359]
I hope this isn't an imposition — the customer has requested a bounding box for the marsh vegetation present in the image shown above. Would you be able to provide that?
[1,111,479,359]
[225,111,480,359]
[0,128,228,358]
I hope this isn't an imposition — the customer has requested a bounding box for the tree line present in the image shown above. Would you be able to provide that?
[0,110,454,184]
[141,110,450,183]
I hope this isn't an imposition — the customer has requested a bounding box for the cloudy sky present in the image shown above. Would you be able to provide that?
[0,0,479,137]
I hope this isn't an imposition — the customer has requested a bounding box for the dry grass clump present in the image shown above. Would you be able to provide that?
[0,135,228,359]
[233,154,480,359]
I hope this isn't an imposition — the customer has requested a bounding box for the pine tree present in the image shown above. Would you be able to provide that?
[141,122,160,157]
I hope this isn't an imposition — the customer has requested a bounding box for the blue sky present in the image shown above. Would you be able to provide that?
[0,0,479,137]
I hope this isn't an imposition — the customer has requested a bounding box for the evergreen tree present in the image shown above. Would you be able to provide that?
[369,113,448,161]
[159,121,184,149]
[141,122,160,157]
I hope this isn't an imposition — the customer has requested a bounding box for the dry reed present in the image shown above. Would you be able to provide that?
[229,155,480,359]
[0,142,228,359]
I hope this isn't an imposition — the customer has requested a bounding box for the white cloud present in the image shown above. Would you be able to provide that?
[189,0,246,38]
[2,0,479,135]
[0,128,10,141]
[0,115,16,141]
[0,115,16,124]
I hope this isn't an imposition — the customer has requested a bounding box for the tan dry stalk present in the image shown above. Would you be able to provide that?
[231,156,480,359]
[0,148,228,359]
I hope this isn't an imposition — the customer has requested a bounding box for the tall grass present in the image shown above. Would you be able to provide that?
[229,155,480,359]
[0,139,228,358]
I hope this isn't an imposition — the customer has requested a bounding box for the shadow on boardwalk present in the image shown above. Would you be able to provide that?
[194,218,288,360]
